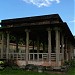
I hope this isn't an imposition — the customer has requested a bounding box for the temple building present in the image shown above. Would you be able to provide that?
[0,14,75,67]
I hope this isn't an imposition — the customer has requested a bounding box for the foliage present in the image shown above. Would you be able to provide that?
[64,61,70,65]
[10,35,16,43]
[64,59,75,68]
[69,59,75,67]
[0,67,75,75]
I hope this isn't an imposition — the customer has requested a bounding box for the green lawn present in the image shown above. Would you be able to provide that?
[0,67,75,75]
[66,67,75,75]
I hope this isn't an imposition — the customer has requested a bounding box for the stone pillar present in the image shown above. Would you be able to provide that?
[0,33,1,58]
[6,32,10,60]
[71,45,74,59]
[65,38,68,61]
[61,35,64,62]
[37,37,40,61]
[47,28,51,63]
[33,40,34,53]
[16,36,19,52]
[37,37,40,53]
[1,32,4,59]
[25,29,30,64]
[43,41,45,53]
[55,28,60,66]
[68,42,73,60]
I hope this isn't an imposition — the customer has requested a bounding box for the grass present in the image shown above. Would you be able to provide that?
[0,67,75,75]
[65,67,75,75]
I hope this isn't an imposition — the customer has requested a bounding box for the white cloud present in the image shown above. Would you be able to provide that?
[22,0,61,7]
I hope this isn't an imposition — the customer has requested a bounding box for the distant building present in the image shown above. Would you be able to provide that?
[0,14,75,67]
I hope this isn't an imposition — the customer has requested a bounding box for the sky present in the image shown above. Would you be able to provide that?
[0,0,75,35]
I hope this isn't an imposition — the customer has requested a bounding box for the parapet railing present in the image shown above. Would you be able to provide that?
[0,52,62,61]
[8,53,26,60]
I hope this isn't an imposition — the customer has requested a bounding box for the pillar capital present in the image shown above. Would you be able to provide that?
[6,31,10,34]
[54,27,60,31]
[46,28,52,31]
[1,31,5,34]
[25,29,30,32]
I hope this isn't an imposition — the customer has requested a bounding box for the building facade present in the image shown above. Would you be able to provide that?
[0,14,75,67]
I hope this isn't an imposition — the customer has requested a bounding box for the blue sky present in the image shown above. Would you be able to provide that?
[0,0,75,35]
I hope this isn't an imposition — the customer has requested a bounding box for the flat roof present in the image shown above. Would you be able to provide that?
[1,14,63,25]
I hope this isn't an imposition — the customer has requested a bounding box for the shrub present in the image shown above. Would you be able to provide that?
[69,59,75,67]
[64,61,70,65]
[64,59,75,67]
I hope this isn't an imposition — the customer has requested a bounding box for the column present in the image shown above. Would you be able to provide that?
[6,32,10,60]
[68,42,73,60]
[55,28,60,66]
[37,37,40,53]
[37,37,40,61]
[16,36,19,52]
[65,38,68,61]
[33,40,34,52]
[0,33,1,58]
[43,41,45,53]
[47,28,51,63]
[61,35,64,62]
[71,45,74,59]
[25,29,30,64]
[1,32,4,59]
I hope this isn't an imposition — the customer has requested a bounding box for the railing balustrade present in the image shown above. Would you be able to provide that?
[29,53,48,61]
[0,52,62,61]
[51,53,56,60]
[8,53,26,60]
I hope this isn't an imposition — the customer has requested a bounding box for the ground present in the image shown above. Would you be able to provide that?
[0,67,75,75]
